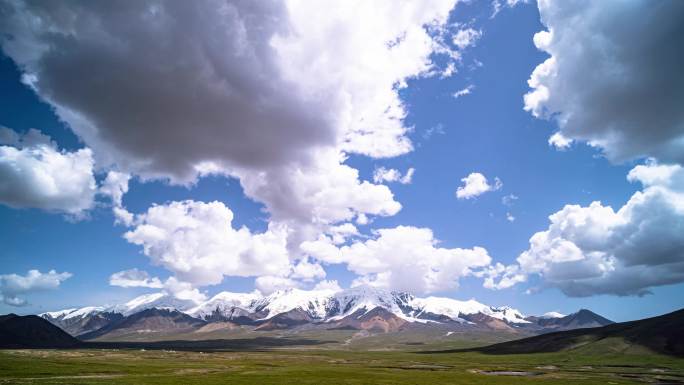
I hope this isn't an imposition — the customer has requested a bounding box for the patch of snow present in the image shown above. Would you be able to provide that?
[40,308,77,319]
[63,306,105,320]
[541,311,566,319]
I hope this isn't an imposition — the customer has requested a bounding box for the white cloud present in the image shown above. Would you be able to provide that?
[489,162,684,296]
[452,85,474,99]
[289,258,326,282]
[327,223,359,245]
[0,129,96,215]
[123,200,291,286]
[302,226,492,294]
[452,28,481,50]
[255,276,300,295]
[162,277,207,304]
[548,132,572,150]
[0,269,72,306]
[478,263,525,290]
[372,167,415,184]
[525,0,684,164]
[312,279,342,292]
[506,212,516,222]
[456,172,502,199]
[236,150,401,247]
[109,268,163,289]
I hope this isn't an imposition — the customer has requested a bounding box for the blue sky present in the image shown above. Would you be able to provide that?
[1,0,683,322]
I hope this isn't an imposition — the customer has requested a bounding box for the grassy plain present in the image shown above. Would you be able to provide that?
[1,345,683,385]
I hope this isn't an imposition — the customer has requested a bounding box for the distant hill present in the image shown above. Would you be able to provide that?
[0,314,80,348]
[525,309,613,331]
[473,308,684,357]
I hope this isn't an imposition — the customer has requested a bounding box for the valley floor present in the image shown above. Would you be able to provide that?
[1,348,683,385]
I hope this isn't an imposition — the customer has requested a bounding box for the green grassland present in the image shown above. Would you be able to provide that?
[1,344,683,385]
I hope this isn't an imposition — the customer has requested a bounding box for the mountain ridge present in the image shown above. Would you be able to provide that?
[463,308,684,357]
[38,286,614,340]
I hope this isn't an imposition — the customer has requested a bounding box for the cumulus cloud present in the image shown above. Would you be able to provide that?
[255,276,300,295]
[372,167,415,184]
[488,162,684,296]
[0,269,72,306]
[109,268,163,289]
[289,257,326,282]
[456,172,502,199]
[235,150,401,247]
[162,277,207,303]
[302,226,492,294]
[0,128,96,215]
[548,132,572,150]
[478,263,525,290]
[312,279,342,292]
[123,200,292,286]
[525,0,684,164]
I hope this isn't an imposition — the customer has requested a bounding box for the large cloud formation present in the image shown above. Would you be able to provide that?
[301,225,492,294]
[0,269,72,306]
[123,200,293,286]
[0,0,461,182]
[0,128,96,215]
[525,0,684,163]
[490,162,684,296]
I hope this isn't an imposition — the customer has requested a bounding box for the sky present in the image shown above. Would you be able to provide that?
[1,0,683,322]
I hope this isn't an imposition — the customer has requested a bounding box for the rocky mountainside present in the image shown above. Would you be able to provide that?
[79,308,206,340]
[39,286,614,340]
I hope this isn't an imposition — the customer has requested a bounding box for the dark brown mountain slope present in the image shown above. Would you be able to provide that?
[0,314,79,348]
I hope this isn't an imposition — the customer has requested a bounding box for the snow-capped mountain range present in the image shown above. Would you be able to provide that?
[40,286,608,338]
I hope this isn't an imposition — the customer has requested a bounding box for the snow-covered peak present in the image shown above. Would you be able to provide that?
[253,288,335,319]
[40,308,77,319]
[111,292,195,315]
[487,306,530,324]
[541,311,566,319]
[324,285,416,321]
[63,306,105,320]
[40,306,106,320]
[187,291,261,318]
[407,296,488,321]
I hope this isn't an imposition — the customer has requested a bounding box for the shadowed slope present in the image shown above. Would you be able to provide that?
[469,308,684,357]
[0,314,79,348]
